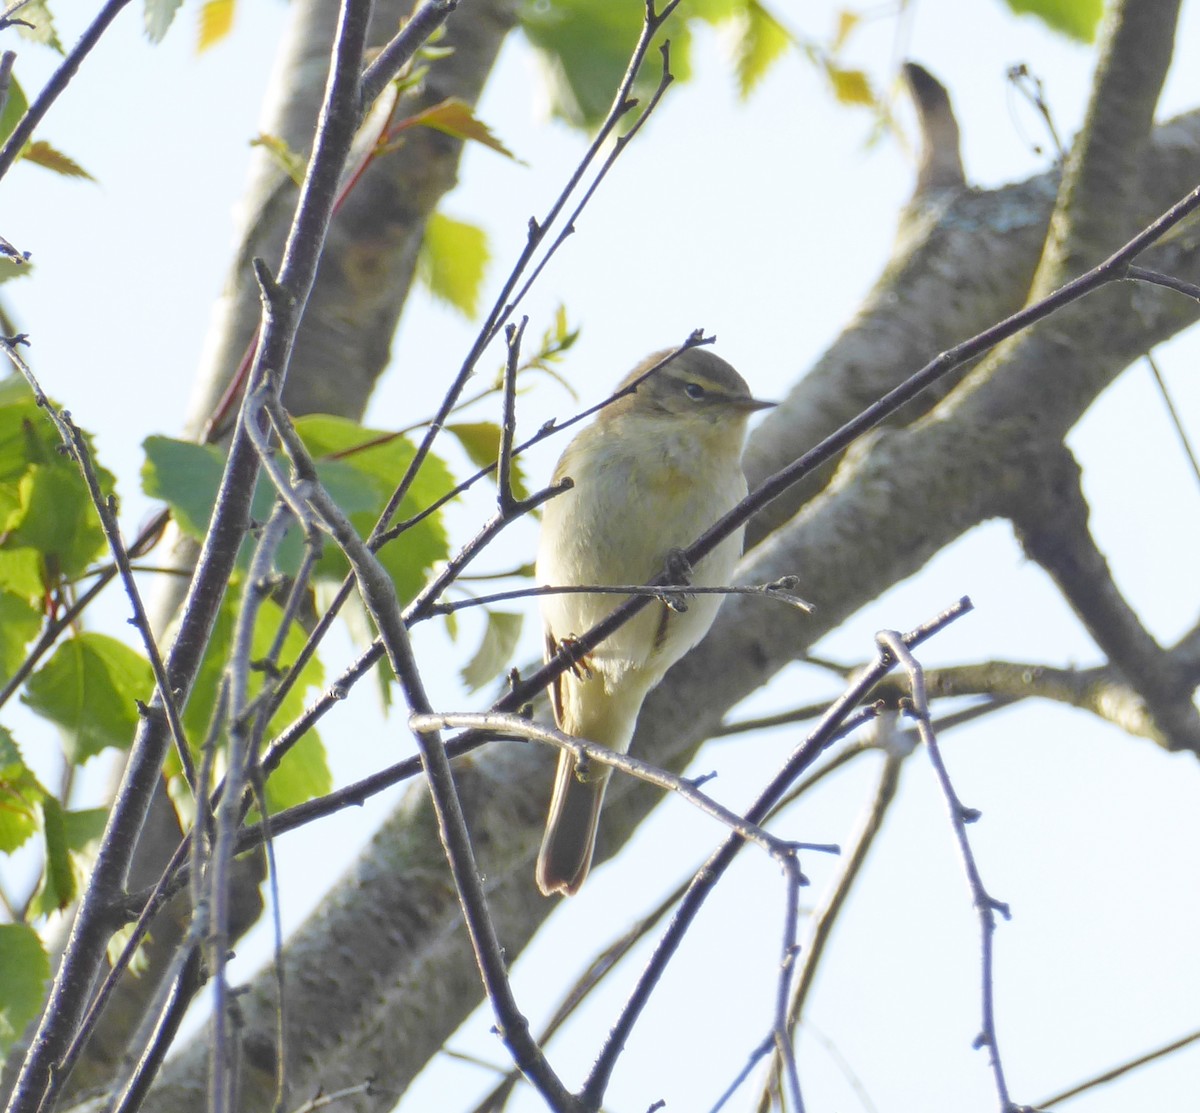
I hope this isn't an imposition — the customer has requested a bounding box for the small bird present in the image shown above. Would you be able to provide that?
[534,347,773,896]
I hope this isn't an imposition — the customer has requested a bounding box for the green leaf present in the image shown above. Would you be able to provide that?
[417,212,490,319]
[1003,0,1103,42]
[0,728,45,854]
[0,924,50,1056]
[22,634,153,763]
[0,590,42,687]
[12,1,64,53]
[141,436,285,570]
[460,610,523,692]
[292,416,453,602]
[30,795,73,914]
[1,384,114,584]
[144,0,184,43]
[140,436,230,538]
[63,807,107,853]
[0,76,29,149]
[261,729,331,814]
[7,465,107,579]
[171,592,329,824]
[446,422,529,500]
[0,549,44,600]
[729,0,792,98]
[517,0,695,130]
[0,255,32,282]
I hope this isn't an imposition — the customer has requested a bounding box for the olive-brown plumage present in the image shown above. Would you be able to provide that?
[534,348,772,896]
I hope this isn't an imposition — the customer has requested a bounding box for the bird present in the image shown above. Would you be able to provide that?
[534,346,773,896]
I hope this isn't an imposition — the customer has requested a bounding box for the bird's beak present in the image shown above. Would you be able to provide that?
[733,396,777,413]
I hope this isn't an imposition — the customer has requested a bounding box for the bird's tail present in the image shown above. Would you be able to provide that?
[535,754,609,896]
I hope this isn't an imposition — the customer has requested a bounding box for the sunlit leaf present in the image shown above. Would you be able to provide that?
[197,0,235,52]
[144,0,184,43]
[417,212,490,319]
[0,727,44,854]
[0,924,50,1056]
[0,76,28,148]
[0,549,44,601]
[729,0,792,99]
[293,415,453,602]
[22,633,153,763]
[398,97,521,162]
[1004,0,1103,42]
[12,1,63,53]
[461,610,523,692]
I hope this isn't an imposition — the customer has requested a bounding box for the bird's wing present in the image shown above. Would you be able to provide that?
[544,627,565,728]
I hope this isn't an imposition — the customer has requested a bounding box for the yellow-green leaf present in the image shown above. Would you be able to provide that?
[0,76,28,148]
[1004,0,1103,43]
[0,728,44,854]
[417,213,490,319]
[730,0,792,99]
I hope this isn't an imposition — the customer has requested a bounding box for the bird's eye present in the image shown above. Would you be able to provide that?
[683,382,706,401]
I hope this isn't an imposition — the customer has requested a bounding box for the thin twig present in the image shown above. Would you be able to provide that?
[255,382,578,1109]
[409,711,804,862]
[756,740,905,1111]
[1124,264,1200,301]
[1,1,377,1108]
[1144,350,1200,488]
[497,318,526,513]
[358,0,458,109]
[1036,1025,1200,1108]
[581,599,974,1108]
[426,576,812,617]
[876,631,1014,1112]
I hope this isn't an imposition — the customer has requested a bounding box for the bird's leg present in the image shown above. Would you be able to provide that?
[660,547,694,613]
[558,634,595,679]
